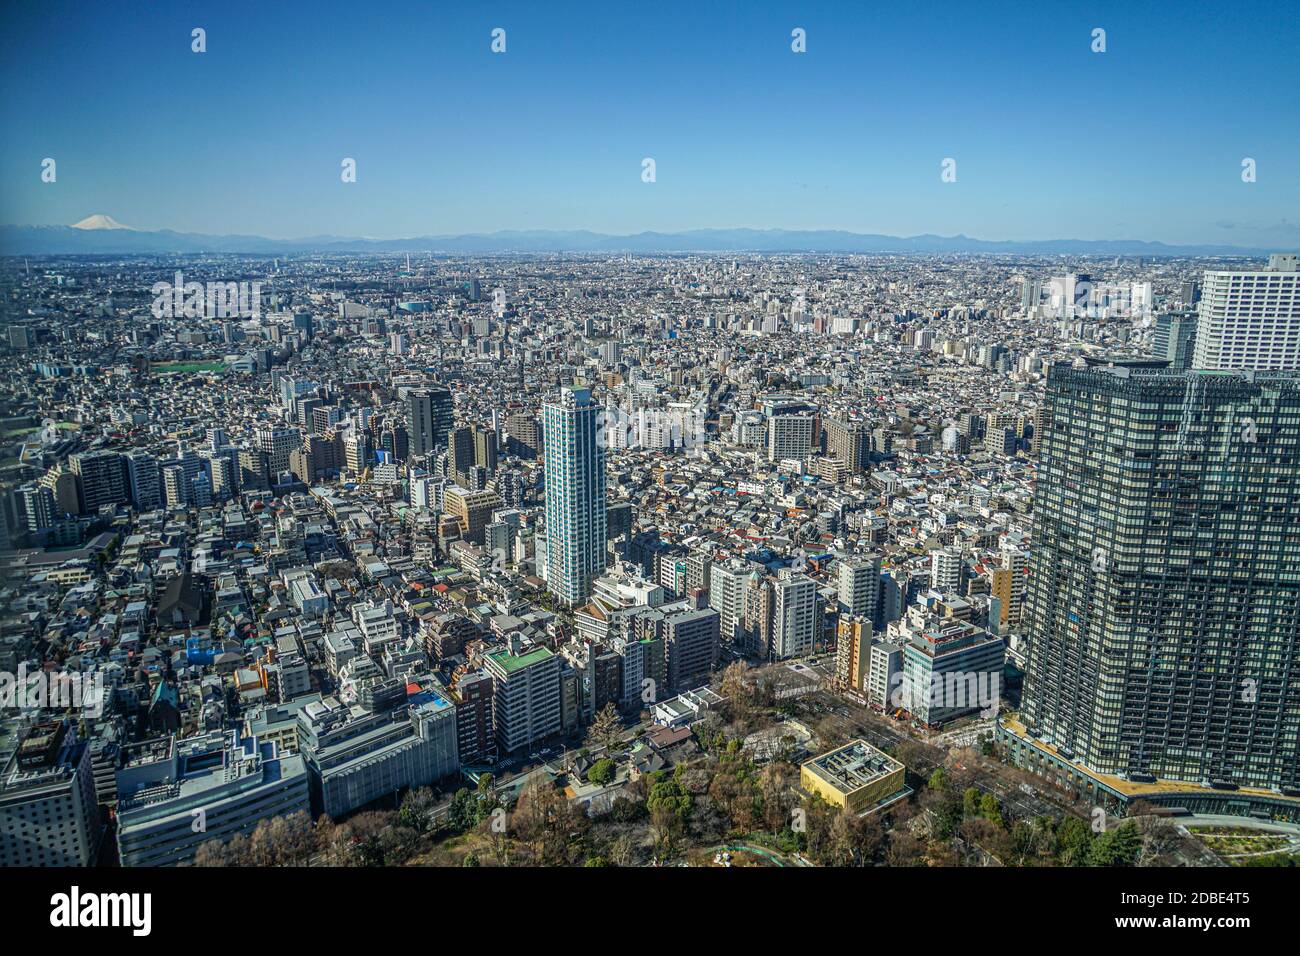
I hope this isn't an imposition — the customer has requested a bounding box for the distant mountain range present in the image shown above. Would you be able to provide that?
[0,219,1276,257]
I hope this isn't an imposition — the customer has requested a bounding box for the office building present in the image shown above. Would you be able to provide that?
[868,641,903,709]
[444,485,503,546]
[930,546,965,593]
[126,451,162,511]
[407,387,454,456]
[709,558,759,646]
[662,605,721,692]
[767,412,816,463]
[255,425,301,478]
[772,572,819,660]
[896,609,1005,726]
[836,616,872,696]
[69,450,128,513]
[115,730,310,867]
[0,722,102,867]
[1152,309,1198,371]
[825,417,868,472]
[296,689,459,819]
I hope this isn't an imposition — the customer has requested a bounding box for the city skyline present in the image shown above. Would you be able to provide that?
[2,1,1298,246]
[5,0,1300,917]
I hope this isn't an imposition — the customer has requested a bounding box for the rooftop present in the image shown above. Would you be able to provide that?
[802,739,903,795]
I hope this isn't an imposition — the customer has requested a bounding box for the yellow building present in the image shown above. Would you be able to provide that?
[800,739,907,814]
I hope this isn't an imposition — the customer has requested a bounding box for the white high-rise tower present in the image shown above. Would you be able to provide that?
[542,386,607,606]
[1193,254,1300,371]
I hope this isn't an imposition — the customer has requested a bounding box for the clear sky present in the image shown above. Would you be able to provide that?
[1,0,1296,245]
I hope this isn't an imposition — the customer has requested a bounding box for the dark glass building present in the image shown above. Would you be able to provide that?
[406,386,453,457]
[1022,358,1300,790]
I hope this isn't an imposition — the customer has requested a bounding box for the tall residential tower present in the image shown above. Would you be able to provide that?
[542,386,607,606]
[1192,254,1300,372]
[1019,358,1300,790]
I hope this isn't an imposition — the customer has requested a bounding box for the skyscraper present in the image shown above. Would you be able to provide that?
[1192,254,1300,371]
[448,425,475,483]
[407,387,454,457]
[1019,358,1300,790]
[1152,309,1199,371]
[542,386,607,606]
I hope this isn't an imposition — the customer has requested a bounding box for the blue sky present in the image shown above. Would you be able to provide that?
[1,0,1296,244]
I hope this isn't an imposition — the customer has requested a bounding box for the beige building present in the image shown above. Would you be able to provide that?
[444,485,503,545]
[800,739,907,814]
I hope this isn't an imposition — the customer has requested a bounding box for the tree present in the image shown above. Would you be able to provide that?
[647,774,692,857]
[586,702,623,753]
[247,811,314,865]
[448,788,479,833]
[758,761,795,831]
[398,786,439,834]
[194,836,235,867]
[892,739,932,774]
[194,813,313,868]
[800,795,837,863]
[646,776,692,823]
[587,758,617,787]
[930,791,965,840]
[1134,813,1181,865]
[1054,816,1094,866]
[978,793,1005,829]
[514,778,584,866]
[825,810,855,866]
[609,834,637,867]
[719,661,755,721]
[928,767,950,792]
[1086,820,1142,867]
[376,824,420,866]
[345,812,396,867]
[691,713,725,753]
[1008,820,1041,864]
[886,830,926,867]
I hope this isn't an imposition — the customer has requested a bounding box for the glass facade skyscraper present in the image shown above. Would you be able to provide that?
[1022,358,1300,790]
[542,386,607,607]
[406,386,453,457]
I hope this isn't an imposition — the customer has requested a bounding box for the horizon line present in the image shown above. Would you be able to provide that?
[1,219,1286,253]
